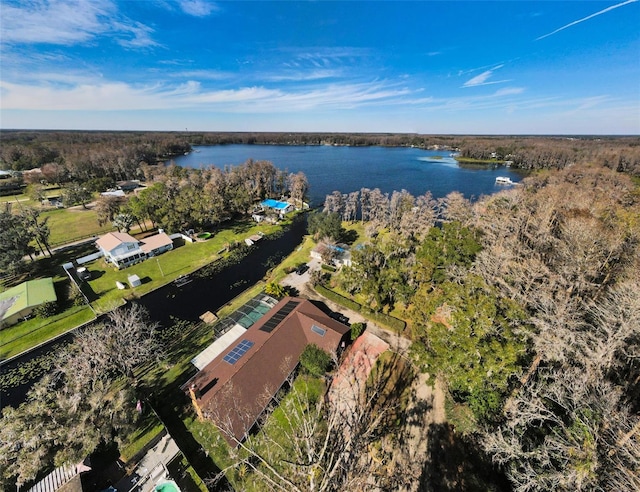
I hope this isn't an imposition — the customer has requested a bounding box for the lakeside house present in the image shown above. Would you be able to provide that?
[311,242,352,268]
[96,231,174,269]
[184,296,350,447]
[0,278,57,327]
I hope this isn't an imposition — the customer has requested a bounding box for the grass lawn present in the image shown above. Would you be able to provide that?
[0,305,94,360]
[42,207,115,246]
[118,395,207,492]
[86,218,283,313]
[185,376,326,491]
[444,389,477,435]
[454,157,504,165]
[0,193,33,205]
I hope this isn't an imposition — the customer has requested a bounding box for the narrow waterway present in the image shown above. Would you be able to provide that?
[0,217,307,409]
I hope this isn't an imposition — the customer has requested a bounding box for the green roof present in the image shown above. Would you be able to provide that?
[0,278,57,321]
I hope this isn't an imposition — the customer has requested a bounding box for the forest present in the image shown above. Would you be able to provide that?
[314,161,640,490]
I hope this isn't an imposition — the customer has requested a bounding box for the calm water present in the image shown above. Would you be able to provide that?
[172,145,525,206]
[1,218,308,408]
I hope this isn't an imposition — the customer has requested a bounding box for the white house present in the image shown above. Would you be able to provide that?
[96,231,175,269]
[96,232,145,269]
[310,242,352,268]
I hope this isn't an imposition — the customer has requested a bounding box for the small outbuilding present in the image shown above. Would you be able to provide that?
[0,278,57,326]
[128,274,142,288]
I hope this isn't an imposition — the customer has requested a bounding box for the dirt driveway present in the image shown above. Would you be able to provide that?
[282,264,447,490]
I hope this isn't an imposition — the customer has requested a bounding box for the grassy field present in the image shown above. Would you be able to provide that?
[454,156,504,165]
[0,214,297,359]
[41,207,116,246]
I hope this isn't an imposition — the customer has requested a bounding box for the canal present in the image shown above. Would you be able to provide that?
[0,216,307,409]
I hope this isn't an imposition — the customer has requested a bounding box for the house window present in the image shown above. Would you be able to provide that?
[127,244,136,251]
[311,324,326,337]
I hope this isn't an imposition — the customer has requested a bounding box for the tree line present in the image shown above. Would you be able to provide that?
[0,304,159,489]
[0,207,52,274]
[0,159,308,275]
[3,132,637,189]
[108,160,308,234]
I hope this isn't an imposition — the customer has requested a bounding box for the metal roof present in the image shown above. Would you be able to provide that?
[0,278,57,321]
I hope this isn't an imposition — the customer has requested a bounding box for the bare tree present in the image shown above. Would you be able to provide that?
[484,366,640,492]
[0,306,155,489]
[95,195,122,226]
[62,303,160,384]
[343,191,359,222]
[289,171,309,208]
[440,191,473,225]
[207,351,412,492]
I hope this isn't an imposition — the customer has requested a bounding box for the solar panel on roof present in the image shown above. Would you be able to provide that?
[260,300,300,333]
[223,339,254,365]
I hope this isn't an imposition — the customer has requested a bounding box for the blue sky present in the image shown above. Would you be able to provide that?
[1,0,638,134]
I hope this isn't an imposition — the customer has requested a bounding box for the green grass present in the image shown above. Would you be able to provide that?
[444,390,477,435]
[185,376,326,491]
[86,218,284,313]
[42,207,115,246]
[454,157,504,165]
[119,414,165,463]
[0,305,94,360]
[0,193,32,204]
[215,282,267,319]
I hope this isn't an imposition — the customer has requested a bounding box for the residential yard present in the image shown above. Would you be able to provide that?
[0,215,294,359]
[185,376,326,492]
[41,207,115,246]
[86,218,283,313]
[0,305,94,360]
[0,272,96,361]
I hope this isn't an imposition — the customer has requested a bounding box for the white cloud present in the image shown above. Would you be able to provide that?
[0,0,159,49]
[263,69,343,82]
[494,87,525,96]
[536,0,638,40]
[178,0,219,17]
[1,0,114,45]
[113,21,160,49]
[0,78,419,113]
[462,64,506,87]
[167,70,231,80]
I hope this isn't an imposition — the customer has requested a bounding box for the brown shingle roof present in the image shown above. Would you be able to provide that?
[187,297,350,446]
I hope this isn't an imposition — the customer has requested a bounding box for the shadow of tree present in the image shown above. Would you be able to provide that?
[341,228,359,245]
[418,423,511,492]
[147,394,231,492]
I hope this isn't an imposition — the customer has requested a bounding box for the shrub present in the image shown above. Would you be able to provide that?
[314,284,406,332]
[34,301,58,318]
[300,344,332,377]
[265,282,287,299]
[350,322,366,341]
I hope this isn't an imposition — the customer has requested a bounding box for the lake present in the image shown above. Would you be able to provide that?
[171,145,525,207]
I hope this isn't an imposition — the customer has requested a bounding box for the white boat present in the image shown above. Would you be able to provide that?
[174,275,192,287]
[495,176,514,185]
